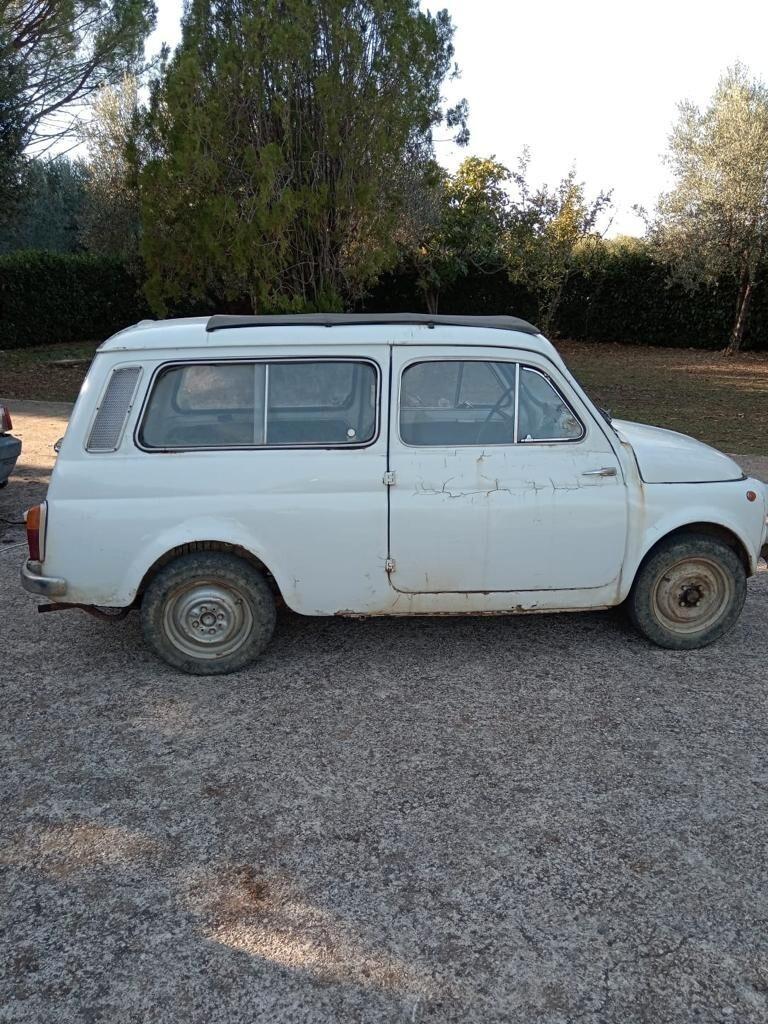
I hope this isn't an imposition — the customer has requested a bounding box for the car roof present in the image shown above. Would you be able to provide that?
[205,312,541,335]
[97,313,561,361]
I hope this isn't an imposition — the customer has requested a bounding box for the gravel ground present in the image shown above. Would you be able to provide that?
[2,407,768,1023]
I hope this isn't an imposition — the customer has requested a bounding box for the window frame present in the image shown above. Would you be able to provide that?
[134,356,381,453]
[516,365,586,444]
[397,356,585,449]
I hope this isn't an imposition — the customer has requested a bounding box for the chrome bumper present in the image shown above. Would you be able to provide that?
[21,559,67,597]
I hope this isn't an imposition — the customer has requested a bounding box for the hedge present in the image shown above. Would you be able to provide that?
[364,253,768,351]
[0,251,148,350]
[555,251,755,349]
[2,247,767,352]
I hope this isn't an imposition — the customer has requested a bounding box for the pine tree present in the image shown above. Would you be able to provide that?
[141,0,467,314]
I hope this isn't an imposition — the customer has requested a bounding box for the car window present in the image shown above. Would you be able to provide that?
[268,361,355,409]
[139,360,377,449]
[518,367,584,442]
[175,364,255,412]
[399,359,583,447]
[400,360,516,447]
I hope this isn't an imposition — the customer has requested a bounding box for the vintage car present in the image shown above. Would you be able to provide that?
[20,313,768,674]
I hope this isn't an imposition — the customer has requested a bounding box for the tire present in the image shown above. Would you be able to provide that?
[141,552,276,675]
[627,533,746,650]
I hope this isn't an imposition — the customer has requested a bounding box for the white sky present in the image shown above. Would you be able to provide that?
[148,0,768,236]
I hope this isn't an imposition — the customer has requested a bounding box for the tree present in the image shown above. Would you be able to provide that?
[140,0,468,315]
[0,0,155,150]
[504,150,612,335]
[79,75,142,262]
[650,64,768,354]
[0,21,26,220]
[402,155,511,313]
[0,155,88,252]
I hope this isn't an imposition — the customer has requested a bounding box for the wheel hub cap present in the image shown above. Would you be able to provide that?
[164,581,253,660]
[651,556,732,636]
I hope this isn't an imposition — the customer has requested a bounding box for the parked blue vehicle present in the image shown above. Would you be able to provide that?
[0,404,21,488]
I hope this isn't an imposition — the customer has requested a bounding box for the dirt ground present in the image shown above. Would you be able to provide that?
[2,405,768,1022]
[558,341,768,456]
[0,401,72,529]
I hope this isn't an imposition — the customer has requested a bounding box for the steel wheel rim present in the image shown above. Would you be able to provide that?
[651,556,733,636]
[163,578,253,660]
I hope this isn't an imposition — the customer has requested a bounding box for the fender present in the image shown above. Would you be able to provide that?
[620,488,763,598]
[122,516,291,607]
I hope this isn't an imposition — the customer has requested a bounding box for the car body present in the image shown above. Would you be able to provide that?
[20,313,768,673]
[0,403,21,488]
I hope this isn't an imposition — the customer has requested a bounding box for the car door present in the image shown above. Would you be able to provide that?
[388,346,628,594]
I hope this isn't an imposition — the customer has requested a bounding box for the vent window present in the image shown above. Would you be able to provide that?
[86,366,142,452]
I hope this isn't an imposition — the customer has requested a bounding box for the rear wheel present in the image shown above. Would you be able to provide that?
[627,534,746,650]
[141,552,276,674]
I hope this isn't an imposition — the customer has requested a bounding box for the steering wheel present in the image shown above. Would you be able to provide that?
[475,383,516,443]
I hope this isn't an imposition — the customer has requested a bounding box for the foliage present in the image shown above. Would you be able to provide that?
[363,237,768,351]
[140,0,468,316]
[504,150,612,335]
[79,75,142,263]
[0,250,146,348]
[0,156,88,253]
[401,156,511,313]
[0,0,155,150]
[4,242,768,356]
[0,19,25,218]
[649,64,768,352]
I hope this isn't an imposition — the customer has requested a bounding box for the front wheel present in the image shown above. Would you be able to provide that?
[141,552,276,674]
[627,534,746,650]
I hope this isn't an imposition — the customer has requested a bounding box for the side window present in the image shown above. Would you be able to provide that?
[268,362,355,409]
[399,360,514,444]
[139,360,377,449]
[175,364,257,412]
[400,360,516,446]
[399,359,584,447]
[518,367,584,442]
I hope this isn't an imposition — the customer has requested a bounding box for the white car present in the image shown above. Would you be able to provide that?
[21,313,768,675]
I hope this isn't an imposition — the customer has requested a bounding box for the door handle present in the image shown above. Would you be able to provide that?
[582,467,617,477]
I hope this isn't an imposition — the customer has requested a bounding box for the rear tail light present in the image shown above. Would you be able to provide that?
[25,502,47,562]
[0,404,11,433]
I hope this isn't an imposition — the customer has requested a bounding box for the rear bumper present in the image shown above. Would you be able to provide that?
[21,559,67,597]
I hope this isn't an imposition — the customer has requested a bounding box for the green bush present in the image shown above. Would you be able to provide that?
[363,247,768,351]
[0,251,148,350]
[2,246,766,353]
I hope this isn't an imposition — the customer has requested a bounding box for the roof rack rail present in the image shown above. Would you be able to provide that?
[205,312,540,336]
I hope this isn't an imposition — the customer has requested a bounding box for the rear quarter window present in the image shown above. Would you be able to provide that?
[138,360,378,449]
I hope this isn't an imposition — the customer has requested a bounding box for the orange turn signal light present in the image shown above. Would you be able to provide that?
[747,490,757,503]
[25,504,43,561]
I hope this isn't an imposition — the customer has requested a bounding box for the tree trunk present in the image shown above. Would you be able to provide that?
[425,288,439,314]
[726,273,753,355]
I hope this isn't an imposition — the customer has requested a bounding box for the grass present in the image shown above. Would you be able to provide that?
[2,337,767,454]
[1,341,99,402]
[557,340,768,455]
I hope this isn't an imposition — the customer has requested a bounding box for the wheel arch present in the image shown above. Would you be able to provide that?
[135,540,284,604]
[633,521,752,583]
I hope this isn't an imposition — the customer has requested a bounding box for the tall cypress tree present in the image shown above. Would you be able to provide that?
[141,0,467,314]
